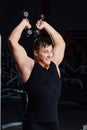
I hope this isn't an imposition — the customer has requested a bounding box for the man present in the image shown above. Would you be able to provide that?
[8,18,65,130]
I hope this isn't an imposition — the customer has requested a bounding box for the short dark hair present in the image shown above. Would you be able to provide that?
[33,37,54,51]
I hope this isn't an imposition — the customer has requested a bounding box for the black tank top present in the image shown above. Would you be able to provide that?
[23,61,61,122]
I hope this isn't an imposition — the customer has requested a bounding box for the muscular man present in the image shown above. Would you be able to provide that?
[8,18,66,130]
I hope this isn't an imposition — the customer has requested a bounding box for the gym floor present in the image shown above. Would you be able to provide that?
[59,105,87,130]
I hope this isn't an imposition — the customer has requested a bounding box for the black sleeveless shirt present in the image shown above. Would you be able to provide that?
[23,61,61,122]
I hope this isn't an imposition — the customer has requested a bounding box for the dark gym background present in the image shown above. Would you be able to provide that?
[1,0,87,130]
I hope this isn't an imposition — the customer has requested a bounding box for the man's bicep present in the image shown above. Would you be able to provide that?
[11,44,28,66]
[53,46,65,65]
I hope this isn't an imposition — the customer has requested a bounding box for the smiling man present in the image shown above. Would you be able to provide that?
[8,18,66,130]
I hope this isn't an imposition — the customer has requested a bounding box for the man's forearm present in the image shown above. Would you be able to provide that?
[8,19,31,44]
[44,22,65,47]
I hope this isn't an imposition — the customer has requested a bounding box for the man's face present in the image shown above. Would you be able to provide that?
[34,45,53,67]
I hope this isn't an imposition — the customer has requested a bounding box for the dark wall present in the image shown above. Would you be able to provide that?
[1,0,87,49]
[50,0,87,31]
[1,0,87,34]
[0,0,43,33]
[0,0,43,51]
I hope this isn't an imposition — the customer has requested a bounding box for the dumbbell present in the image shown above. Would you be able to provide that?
[33,14,45,37]
[22,10,32,37]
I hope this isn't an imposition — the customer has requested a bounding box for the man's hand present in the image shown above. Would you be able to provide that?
[22,18,32,29]
[36,20,46,30]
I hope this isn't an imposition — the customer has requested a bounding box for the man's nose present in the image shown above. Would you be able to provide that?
[47,52,51,57]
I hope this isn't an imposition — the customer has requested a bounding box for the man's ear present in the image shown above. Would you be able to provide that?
[34,50,39,57]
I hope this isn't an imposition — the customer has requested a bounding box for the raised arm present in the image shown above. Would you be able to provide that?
[8,19,34,83]
[36,21,66,66]
[8,19,31,63]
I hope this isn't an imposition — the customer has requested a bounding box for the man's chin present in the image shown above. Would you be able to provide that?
[45,61,51,65]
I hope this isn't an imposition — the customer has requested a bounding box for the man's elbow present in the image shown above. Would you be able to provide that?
[8,35,16,45]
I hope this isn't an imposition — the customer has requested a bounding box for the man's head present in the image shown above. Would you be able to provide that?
[33,37,54,51]
[33,37,54,67]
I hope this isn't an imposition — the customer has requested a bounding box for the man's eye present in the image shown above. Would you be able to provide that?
[44,51,47,53]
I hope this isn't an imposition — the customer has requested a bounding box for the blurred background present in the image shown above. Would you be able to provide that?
[1,0,87,130]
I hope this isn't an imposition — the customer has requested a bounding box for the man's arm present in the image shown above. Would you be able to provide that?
[8,19,34,82]
[8,19,33,67]
[36,21,66,65]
